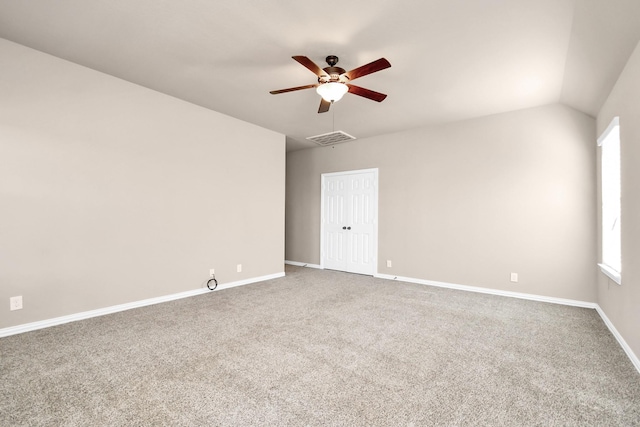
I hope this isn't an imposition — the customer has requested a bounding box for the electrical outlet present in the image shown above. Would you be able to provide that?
[209,268,215,277]
[387,260,392,268]
[10,296,23,311]
[237,264,242,273]
[510,272,518,283]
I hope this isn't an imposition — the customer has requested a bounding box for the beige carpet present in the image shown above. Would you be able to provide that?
[2,265,639,426]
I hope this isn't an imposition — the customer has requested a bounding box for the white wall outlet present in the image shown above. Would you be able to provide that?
[510,272,518,283]
[387,260,392,268]
[237,264,242,273]
[10,296,23,311]
[209,269,215,277]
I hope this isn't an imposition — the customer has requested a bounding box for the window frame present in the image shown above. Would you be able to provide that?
[597,116,622,285]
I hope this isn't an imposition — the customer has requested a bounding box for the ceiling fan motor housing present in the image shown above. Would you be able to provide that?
[319,66,347,83]
[317,56,347,83]
[315,55,345,83]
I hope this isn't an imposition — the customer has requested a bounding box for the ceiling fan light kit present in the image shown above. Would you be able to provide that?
[270,55,391,113]
[316,82,349,102]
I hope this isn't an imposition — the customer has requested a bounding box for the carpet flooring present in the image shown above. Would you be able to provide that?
[1,265,639,426]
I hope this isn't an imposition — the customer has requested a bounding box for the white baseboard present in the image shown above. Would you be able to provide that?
[595,305,640,374]
[0,272,285,338]
[375,272,640,374]
[285,260,323,269]
[374,273,597,308]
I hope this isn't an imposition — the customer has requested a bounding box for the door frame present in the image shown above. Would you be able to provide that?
[320,168,379,275]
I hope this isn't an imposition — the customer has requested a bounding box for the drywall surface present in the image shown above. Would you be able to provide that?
[596,40,640,360]
[287,103,597,302]
[0,39,285,328]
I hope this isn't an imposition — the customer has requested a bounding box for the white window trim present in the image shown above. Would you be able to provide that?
[597,116,619,146]
[598,116,621,285]
[598,263,621,285]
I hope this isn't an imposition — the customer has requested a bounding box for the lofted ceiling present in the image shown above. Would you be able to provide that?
[1,0,639,151]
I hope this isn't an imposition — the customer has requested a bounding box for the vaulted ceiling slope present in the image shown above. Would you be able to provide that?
[1,0,639,151]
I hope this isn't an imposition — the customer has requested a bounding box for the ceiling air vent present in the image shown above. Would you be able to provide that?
[306,130,356,146]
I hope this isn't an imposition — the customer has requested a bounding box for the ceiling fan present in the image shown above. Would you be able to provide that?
[269,55,391,113]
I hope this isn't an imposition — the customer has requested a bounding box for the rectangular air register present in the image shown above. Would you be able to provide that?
[306,130,356,146]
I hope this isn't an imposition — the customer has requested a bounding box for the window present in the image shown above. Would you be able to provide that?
[598,117,621,284]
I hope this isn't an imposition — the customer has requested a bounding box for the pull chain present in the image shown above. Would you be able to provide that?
[331,102,336,149]
[332,103,335,132]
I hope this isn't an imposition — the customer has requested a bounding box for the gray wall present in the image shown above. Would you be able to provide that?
[286,103,597,302]
[0,39,285,328]
[597,40,640,359]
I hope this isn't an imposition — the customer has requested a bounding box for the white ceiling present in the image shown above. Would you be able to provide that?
[1,0,639,151]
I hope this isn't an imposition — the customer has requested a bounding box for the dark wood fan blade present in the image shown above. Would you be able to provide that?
[347,84,387,102]
[270,84,318,95]
[292,56,329,78]
[318,98,331,113]
[343,58,391,81]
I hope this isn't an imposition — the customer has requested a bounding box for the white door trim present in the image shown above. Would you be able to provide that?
[320,168,379,275]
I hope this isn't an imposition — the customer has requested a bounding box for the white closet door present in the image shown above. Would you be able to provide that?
[322,170,377,275]
[323,174,348,271]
